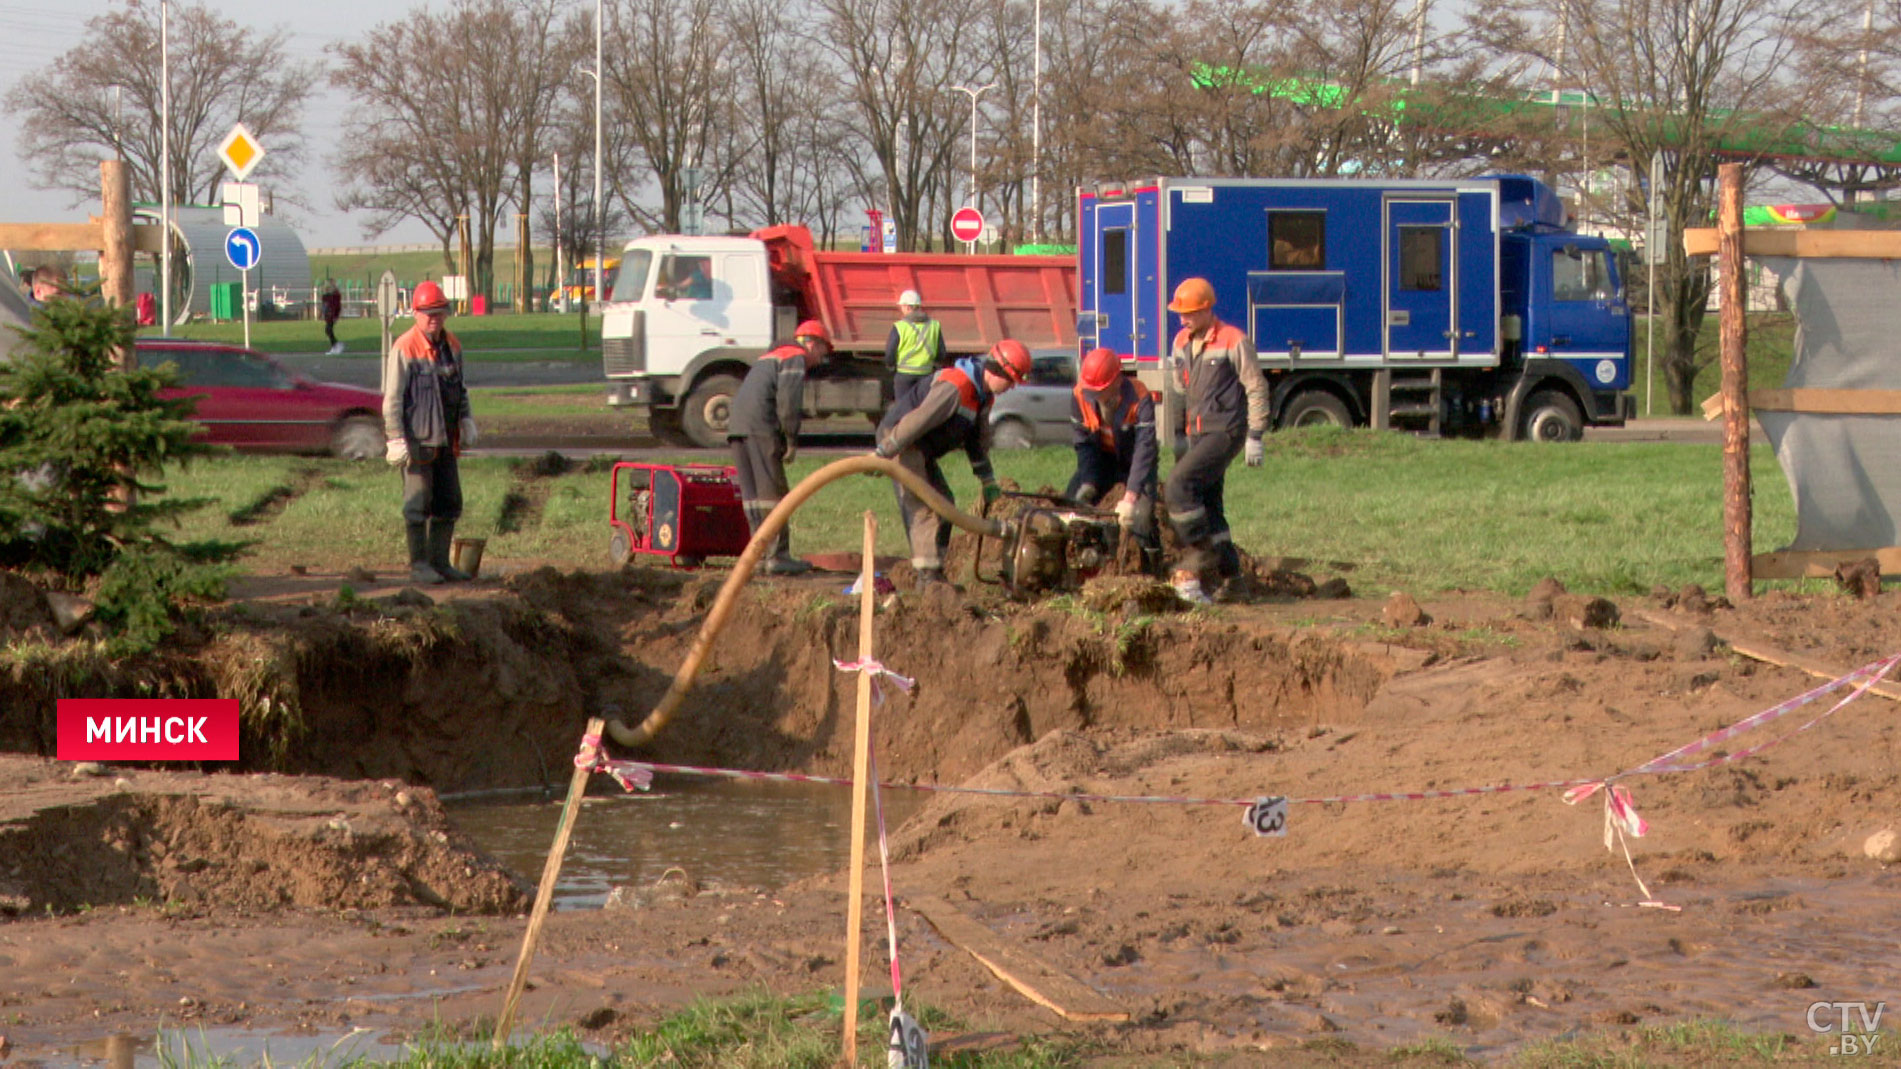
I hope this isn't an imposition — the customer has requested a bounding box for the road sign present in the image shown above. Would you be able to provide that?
[218,124,265,182]
[224,227,261,271]
[951,206,985,243]
[376,270,401,319]
[221,181,260,227]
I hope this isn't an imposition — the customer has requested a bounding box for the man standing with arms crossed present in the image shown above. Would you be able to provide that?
[728,320,832,574]
[1161,278,1267,604]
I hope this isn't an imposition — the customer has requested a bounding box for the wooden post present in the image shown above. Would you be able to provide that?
[840,512,878,1066]
[494,715,604,1049]
[1718,163,1752,602]
[516,211,531,314]
[100,160,135,370]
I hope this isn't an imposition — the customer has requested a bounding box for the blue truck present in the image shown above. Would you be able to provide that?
[1078,174,1634,440]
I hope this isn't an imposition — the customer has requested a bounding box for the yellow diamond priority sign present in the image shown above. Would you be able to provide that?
[218,123,265,182]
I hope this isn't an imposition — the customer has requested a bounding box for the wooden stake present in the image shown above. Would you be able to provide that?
[1718,163,1752,603]
[840,511,877,1066]
[494,715,604,1049]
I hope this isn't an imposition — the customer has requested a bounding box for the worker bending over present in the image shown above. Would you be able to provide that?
[873,340,1032,585]
[728,320,832,574]
[1068,347,1159,560]
[1161,278,1268,604]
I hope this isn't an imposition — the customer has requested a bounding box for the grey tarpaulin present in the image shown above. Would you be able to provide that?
[1756,257,1901,553]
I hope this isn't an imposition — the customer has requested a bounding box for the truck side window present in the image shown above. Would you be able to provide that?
[1398,226,1443,291]
[1552,248,1613,301]
[658,255,713,300]
[1102,230,1129,295]
[1269,211,1325,270]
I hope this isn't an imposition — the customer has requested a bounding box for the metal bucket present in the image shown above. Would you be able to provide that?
[450,537,487,579]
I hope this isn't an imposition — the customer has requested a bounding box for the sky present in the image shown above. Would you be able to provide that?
[0,0,439,249]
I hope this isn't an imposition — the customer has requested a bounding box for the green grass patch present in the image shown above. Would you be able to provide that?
[154,430,1800,596]
[142,311,602,359]
[1508,1016,1858,1067]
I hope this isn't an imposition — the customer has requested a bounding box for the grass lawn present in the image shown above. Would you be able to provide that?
[142,311,603,360]
[157,430,1798,598]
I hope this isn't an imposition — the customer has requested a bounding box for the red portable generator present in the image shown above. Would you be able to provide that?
[608,462,753,568]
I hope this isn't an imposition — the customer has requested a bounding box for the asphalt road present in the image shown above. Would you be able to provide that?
[277,352,602,390]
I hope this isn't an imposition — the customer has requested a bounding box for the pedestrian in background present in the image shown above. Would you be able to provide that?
[873,339,1031,586]
[885,289,945,408]
[320,280,344,354]
[26,266,62,309]
[1161,277,1268,604]
[729,320,832,574]
[383,280,477,585]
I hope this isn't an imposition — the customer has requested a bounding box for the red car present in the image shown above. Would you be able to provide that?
[135,340,386,460]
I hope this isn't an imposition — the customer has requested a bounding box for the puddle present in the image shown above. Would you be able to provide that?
[449,772,928,908]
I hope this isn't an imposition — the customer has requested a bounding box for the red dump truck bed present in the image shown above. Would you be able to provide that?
[755,224,1079,356]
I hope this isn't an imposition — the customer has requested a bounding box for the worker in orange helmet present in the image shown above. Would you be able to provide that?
[1068,347,1159,560]
[872,339,1031,586]
[383,279,477,584]
[1161,277,1268,605]
[728,319,833,574]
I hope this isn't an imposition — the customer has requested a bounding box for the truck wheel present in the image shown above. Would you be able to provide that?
[681,374,741,449]
[1279,391,1352,430]
[1521,390,1584,442]
[609,528,633,567]
[991,417,1035,450]
[329,415,384,460]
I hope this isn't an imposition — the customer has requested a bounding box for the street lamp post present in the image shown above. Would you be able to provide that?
[159,0,171,335]
[1031,0,1041,241]
[949,82,996,215]
[592,0,604,307]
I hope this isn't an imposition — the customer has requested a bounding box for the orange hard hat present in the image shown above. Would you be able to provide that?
[1078,347,1122,392]
[794,319,830,344]
[412,280,451,313]
[988,339,1032,385]
[1167,277,1216,314]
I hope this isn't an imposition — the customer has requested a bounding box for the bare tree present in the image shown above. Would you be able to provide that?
[1466,0,1829,413]
[7,0,316,209]
[602,0,732,233]
[332,0,545,299]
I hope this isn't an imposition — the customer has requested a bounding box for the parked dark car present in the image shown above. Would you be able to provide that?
[987,348,1077,449]
[135,340,386,460]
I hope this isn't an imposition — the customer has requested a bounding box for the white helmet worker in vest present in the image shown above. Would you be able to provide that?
[885,288,947,409]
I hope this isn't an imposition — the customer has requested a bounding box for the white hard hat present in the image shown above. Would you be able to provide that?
[898,289,922,308]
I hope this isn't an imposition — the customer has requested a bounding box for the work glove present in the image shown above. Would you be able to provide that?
[1113,493,1137,529]
[385,438,408,467]
[781,440,797,464]
[1245,436,1265,468]
[459,416,479,450]
[982,481,1002,509]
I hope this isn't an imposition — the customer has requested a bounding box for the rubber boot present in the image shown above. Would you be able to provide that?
[407,522,444,585]
[428,520,472,582]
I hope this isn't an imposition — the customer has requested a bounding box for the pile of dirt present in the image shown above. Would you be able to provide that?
[0,756,525,915]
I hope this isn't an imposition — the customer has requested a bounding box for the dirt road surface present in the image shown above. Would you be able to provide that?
[0,553,1896,1065]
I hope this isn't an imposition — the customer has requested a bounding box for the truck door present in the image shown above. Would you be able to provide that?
[1094,202,1137,355]
[1384,198,1456,359]
[647,252,727,368]
[1542,240,1632,391]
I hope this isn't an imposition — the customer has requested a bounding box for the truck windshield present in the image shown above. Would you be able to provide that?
[611,251,652,303]
[1552,248,1616,301]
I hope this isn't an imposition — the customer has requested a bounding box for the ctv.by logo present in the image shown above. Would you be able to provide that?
[1807,1001,1886,1056]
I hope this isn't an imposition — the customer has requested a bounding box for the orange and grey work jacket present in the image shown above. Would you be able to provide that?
[727,343,808,441]
[382,324,469,449]
[1070,377,1158,494]
[876,360,996,484]
[1169,319,1269,440]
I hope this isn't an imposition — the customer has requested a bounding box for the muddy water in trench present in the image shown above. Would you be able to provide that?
[450,773,928,907]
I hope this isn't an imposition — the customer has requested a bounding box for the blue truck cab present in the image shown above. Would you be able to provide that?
[1078,175,1633,440]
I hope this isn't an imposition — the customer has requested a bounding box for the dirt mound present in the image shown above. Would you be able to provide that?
[0,756,525,916]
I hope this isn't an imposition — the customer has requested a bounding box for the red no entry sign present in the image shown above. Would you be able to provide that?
[951,207,985,243]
